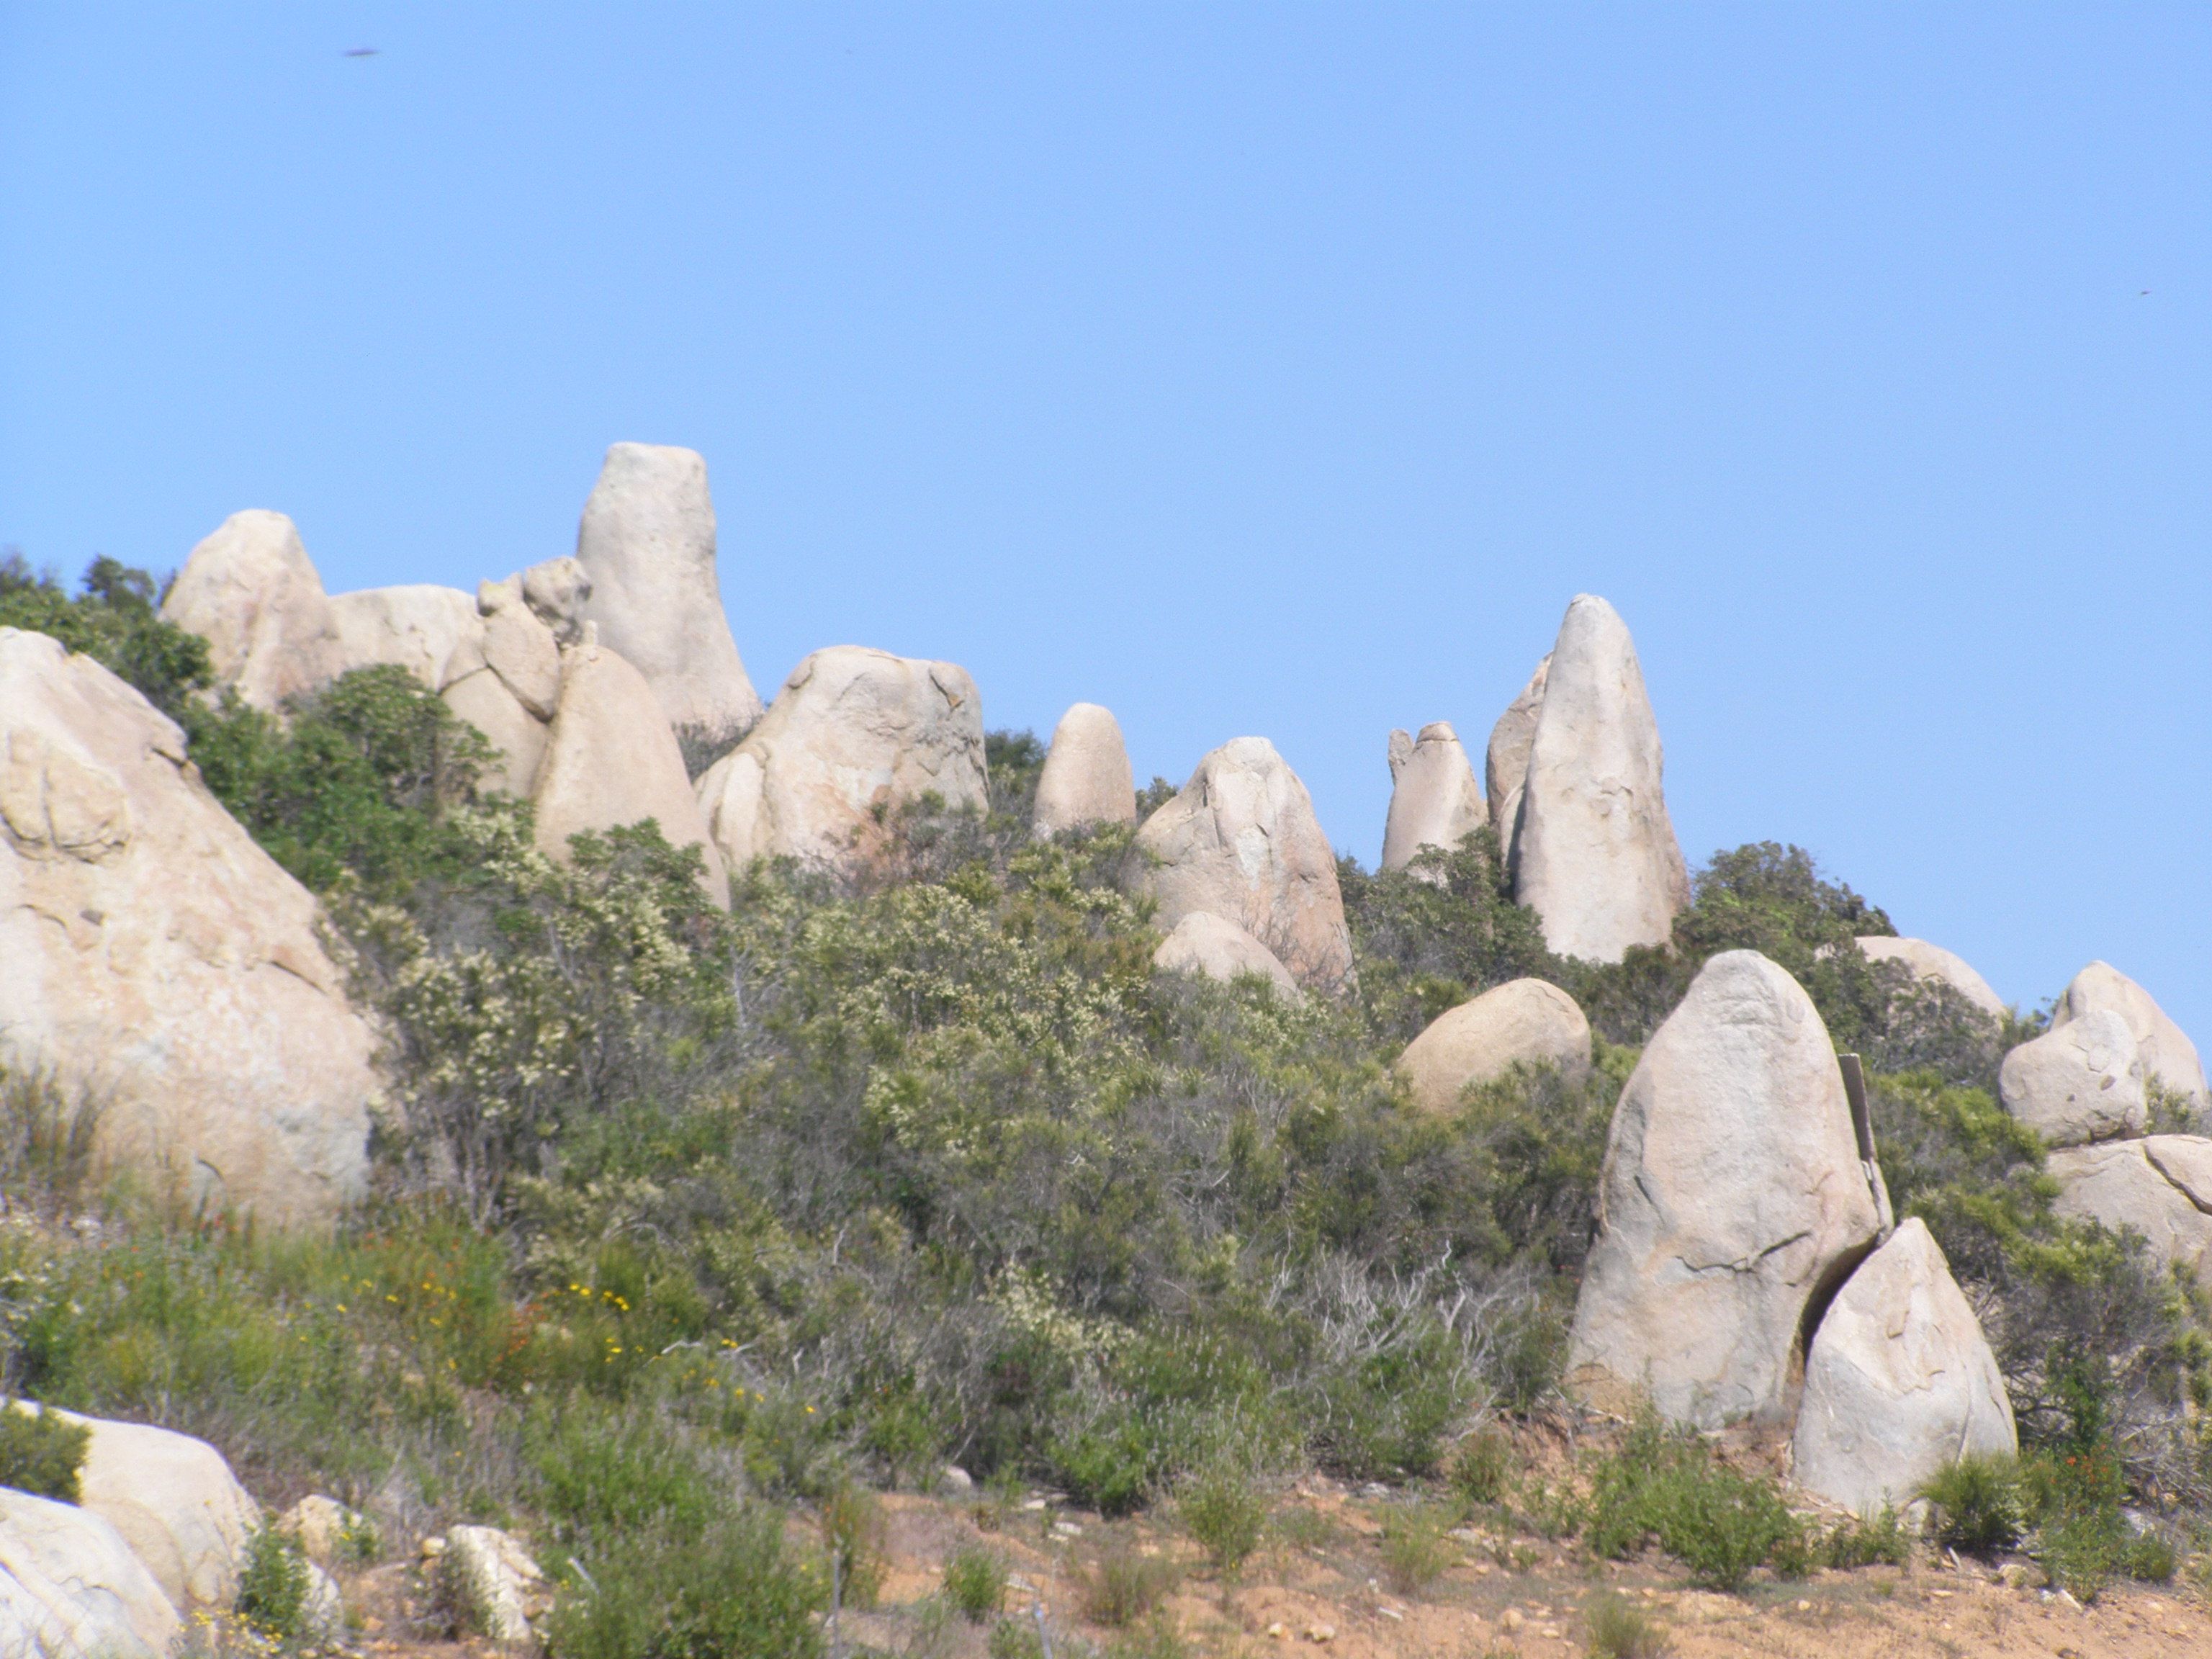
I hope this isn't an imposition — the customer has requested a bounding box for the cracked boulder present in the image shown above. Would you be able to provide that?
[696,645,986,876]
[1131,737,1353,992]
[2051,961,2208,1114]
[1033,702,1136,835]
[1395,979,1590,1112]
[0,1490,179,1659]
[1381,722,1485,871]
[1998,1010,2145,1148]
[2046,1135,2212,1295]
[1792,1218,2016,1515]
[1566,950,1885,1429]
[1505,596,1689,962]
[0,629,375,1228]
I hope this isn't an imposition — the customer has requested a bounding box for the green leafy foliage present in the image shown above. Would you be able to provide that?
[1920,1453,2023,1555]
[0,554,212,719]
[1376,1501,1459,1596]
[235,1523,312,1639]
[0,1407,89,1502]
[1585,1415,1801,1591]
[1584,1593,1669,1659]
[1177,1461,1267,1578]
[943,1546,1009,1621]
[1073,1539,1178,1626]
[186,666,496,896]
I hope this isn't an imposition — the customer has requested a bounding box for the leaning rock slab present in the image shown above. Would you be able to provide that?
[2051,961,2208,1112]
[1132,737,1353,991]
[1793,1218,2016,1516]
[574,442,763,741]
[2047,1137,2212,1295]
[1997,1010,2144,1148]
[533,638,727,907]
[161,511,345,711]
[1033,703,1136,835]
[1485,654,1550,847]
[0,630,375,1227]
[1152,912,1302,1001]
[1510,597,1688,961]
[1567,950,1884,1429]
[1395,979,1591,1112]
[0,1490,179,1659]
[442,1524,544,1644]
[1380,723,1485,871]
[1855,937,2006,1022]
[695,646,986,874]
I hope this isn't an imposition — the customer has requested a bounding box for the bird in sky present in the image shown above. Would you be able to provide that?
[343,47,379,58]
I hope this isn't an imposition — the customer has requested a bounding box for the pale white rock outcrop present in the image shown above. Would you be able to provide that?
[442,670,549,797]
[475,580,564,721]
[573,442,763,739]
[1566,950,1885,1429]
[1792,1218,2016,1516]
[442,1524,545,1644]
[1380,723,1485,871]
[1484,654,1549,845]
[1855,936,2006,1022]
[1032,703,1136,836]
[1509,597,1689,962]
[695,647,986,874]
[57,1408,258,1609]
[519,556,592,644]
[1394,979,1591,1113]
[2046,1136,2212,1295]
[0,1490,179,1659]
[0,630,374,1227]
[1997,1010,2145,1148]
[1132,737,1354,992]
[279,1496,364,1568]
[532,637,727,907]
[2051,961,2208,1112]
[327,585,485,692]
[1152,912,1302,1002]
[160,511,345,711]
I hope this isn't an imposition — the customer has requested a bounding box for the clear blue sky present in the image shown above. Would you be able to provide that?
[5,6,2208,1038]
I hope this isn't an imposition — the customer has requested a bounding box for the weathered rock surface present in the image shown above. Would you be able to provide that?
[1132,737,1354,991]
[573,442,763,740]
[1510,597,1689,962]
[161,511,345,711]
[1997,1010,2145,1148]
[533,638,727,907]
[1395,979,1591,1112]
[1792,1218,2017,1516]
[1152,912,1302,1001]
[279,1496,364,1568]
[1566,951,1884,1429]
[40,1408,261,1608]
[1380,723,1485,871]
[1855,936,2006,1021]
[0,630,375,1227]
[2051,961,2208,1112]
[476,580,563,721]
[1485,654,1550,845]
[0,1490,179,1659]
[694,647,986,874]
[1033,703,1136,836]
[442,670,549,797]
[520,557,592,644]
[442,1524,544,1644]
[328,585,485,691]
[2047,1136,2212,1295]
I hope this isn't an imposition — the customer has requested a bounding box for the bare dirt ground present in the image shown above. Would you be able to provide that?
[334,1469,2212,1659]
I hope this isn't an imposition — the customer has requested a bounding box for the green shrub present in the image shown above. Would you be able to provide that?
[1817,1506,1911,1570]
[0,554,211,719]
[0,1407,89,1502]
[819,1483,887,1611]
[1584,1592,1669,1659]
[1921,1455,2022,1555]
[1105,1609,1189,1659]
[1178,1463,1267,1579]
[235,1523,312,1639]
[1644,1461,1799,1592]
[1447,1427,1513,1511]
[986,1616,1044,1659]
[544,1510,824,1659]
[943,1546,1008,1622]
[1377,1503,1458,1596]
[1074,1540,1178,1626]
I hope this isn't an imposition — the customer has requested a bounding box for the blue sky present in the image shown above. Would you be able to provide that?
[5,5,2208,1038]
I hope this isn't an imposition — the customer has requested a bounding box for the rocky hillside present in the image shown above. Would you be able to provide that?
[0,440,2206,1659]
